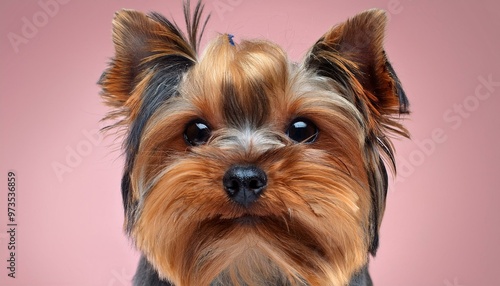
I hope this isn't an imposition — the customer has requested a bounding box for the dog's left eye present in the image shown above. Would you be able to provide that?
[184,120,211,146]
[286,118,319,143]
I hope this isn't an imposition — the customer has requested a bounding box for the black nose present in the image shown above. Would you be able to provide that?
[223,165,267,207]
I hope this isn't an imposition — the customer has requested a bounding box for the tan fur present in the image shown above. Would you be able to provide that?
[128,35,372,285]
[100,5,409,286]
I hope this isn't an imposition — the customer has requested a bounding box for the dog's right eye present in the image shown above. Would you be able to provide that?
[184,120,211,146]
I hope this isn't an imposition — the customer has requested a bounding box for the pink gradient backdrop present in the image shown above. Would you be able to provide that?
[1,0,499,285]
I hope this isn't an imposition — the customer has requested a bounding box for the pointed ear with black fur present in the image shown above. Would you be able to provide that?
[305,9,409,137]
[304,9,410,255]
[98,8,199,124]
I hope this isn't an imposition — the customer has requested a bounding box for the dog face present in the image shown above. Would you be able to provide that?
[100,2,409,285]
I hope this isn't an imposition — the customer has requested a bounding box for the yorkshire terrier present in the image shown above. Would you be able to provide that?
[99,1,409,285]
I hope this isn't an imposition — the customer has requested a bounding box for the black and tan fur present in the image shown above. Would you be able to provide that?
[99,1,409,285]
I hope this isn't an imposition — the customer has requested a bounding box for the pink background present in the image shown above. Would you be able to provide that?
[1,0,499,285]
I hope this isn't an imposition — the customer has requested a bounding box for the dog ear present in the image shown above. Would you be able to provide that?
[305,9,409,136]
[305,9,410,254]
[98,8,200,125]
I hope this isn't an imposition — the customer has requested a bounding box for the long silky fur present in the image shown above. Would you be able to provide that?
[99,0,208,230]
[99,2,409,285]
[304,9,410,254]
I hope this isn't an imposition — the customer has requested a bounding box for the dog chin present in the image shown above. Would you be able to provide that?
[207,237,306,286]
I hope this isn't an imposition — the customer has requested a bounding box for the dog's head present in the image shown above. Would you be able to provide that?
[99,2,409,285]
